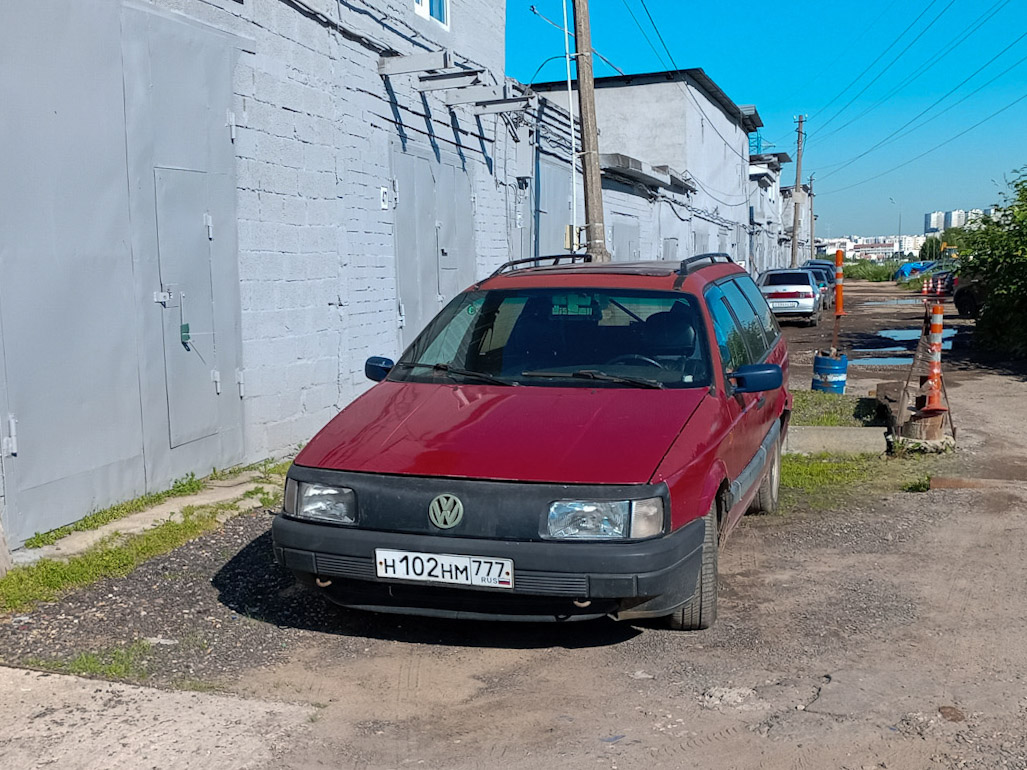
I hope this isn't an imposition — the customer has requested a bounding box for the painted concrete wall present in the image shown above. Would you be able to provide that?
[0,0,513,548]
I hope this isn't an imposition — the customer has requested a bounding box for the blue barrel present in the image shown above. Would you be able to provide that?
[812,354,848,394]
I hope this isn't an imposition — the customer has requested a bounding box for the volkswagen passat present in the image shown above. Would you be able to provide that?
[272,254,791,629]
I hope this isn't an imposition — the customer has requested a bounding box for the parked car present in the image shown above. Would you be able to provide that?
[805,265,836,309]
[803,258,837,272]
[272,253,791,631]
[757,269,823,326]
[953,273,981,318]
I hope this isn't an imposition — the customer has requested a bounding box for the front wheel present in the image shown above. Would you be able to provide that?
[667,501,719,630]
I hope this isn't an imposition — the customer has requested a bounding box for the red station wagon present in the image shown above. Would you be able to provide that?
[273,253,791,630]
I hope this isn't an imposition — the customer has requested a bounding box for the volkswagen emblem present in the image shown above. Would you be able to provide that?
[428,494,464,529]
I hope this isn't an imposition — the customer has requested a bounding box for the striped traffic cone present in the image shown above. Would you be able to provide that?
[919,303,948,416]
[921,276,929,300]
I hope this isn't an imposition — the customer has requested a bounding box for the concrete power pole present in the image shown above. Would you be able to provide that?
[571,0,611,262]
[789,114,805,268]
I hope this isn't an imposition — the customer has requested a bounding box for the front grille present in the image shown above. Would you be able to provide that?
[314,553,375,580]
[311,552,587,596]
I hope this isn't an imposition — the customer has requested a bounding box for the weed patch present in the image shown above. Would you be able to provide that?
[27,640,152,680]
[0,504,235,613]
[780,452,935,513]
[24,473,206,549]
[791,391,884,427]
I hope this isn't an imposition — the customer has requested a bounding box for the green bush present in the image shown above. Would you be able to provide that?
[960,167,1027,357]
[845,259,901,282]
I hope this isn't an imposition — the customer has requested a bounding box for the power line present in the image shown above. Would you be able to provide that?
[814,0,1012,144]
[528,5,624,76]
[819,28,1027,181]
[810,0,958,140]
[819,90,1027,196]
[808,0,940,123]
[632,0,749,162]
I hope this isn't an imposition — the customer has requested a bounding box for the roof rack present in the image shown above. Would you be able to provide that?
[677,252,734,275]
[486,253,594,279]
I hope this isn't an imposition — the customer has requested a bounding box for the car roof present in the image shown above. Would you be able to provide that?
[478,254,748,294]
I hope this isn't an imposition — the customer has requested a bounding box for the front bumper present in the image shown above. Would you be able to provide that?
[272,514,704,621]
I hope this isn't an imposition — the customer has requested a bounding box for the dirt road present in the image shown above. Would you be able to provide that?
[3,281,1026,769]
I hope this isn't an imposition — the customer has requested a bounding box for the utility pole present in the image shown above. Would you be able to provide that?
[789,114,805,268]
[809,173,815,263]
[571,0,611,262]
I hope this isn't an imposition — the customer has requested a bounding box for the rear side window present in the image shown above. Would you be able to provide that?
[731,274,780,345]
[704,285,752,371]
[762,272,814,286]
[719,280,769,360]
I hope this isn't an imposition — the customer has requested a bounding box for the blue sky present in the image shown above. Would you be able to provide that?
[505,0,1027,237]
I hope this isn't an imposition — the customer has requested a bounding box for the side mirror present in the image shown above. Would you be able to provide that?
[728,363,783,394]
[364,356,395,382]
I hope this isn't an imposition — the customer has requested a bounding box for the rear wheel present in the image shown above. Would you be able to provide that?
[807,308,820,327]
[667,501,718,631]
[750,436,781,515]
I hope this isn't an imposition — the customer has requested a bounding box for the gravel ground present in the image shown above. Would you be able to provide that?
[3,281,1027,770]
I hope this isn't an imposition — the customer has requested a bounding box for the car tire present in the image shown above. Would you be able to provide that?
[808,309,820,327]
[667,500,718,631]
[954,289,978,319]
[750,435,781,515]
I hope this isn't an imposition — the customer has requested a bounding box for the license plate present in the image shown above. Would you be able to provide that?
[375,549,514,589]
[770,301,798,309]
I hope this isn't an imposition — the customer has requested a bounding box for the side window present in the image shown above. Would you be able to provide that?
[733,273,781,343]
[414,0,449,26]
[704,285,752,372]
[721,279,770,359]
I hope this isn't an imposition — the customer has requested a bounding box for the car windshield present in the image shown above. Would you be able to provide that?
[391,288,712,389]
[762,272,813,286]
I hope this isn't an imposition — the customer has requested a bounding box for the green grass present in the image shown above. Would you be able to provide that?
[24,473,206,549]
[903,474,932,492]
[27,640,152,680]
[780,452,934,512]
[791,390,884,427]
[0,503,236,613]
[254,458,293,482]
[845,259,901,282]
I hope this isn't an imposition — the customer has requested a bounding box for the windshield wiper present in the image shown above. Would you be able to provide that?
[521,369,664,389]
[394,362,517,386]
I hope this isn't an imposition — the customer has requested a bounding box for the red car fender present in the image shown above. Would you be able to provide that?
[695,459,729,527]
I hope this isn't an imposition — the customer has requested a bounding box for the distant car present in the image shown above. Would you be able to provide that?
[803,258,837,271]
[953,274,981,318]
[805,265,836,309]
[273,253,791,631]
[757,269,823,326]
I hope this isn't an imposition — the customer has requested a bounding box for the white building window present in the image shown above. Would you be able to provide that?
[415,0,449,27]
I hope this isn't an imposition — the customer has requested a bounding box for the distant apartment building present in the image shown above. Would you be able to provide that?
[924,207,995,233]
[945,210,968,229]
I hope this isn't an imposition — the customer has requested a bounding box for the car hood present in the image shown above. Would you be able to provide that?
[295,381,708,485]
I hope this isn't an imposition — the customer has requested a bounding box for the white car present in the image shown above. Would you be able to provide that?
[757,269,823,326]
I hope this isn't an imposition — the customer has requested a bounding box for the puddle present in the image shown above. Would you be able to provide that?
[861,299,927,306]
[851,357,914,366]
[879,328,956,342]
[853,346,907,353]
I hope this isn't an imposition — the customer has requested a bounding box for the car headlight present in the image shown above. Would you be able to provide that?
[545,497,664,539]
[283,479,357,525]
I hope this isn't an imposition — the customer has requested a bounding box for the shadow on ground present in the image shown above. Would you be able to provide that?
[212,530,641,651]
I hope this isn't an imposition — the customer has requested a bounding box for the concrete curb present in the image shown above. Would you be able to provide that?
[784,425,888,456]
